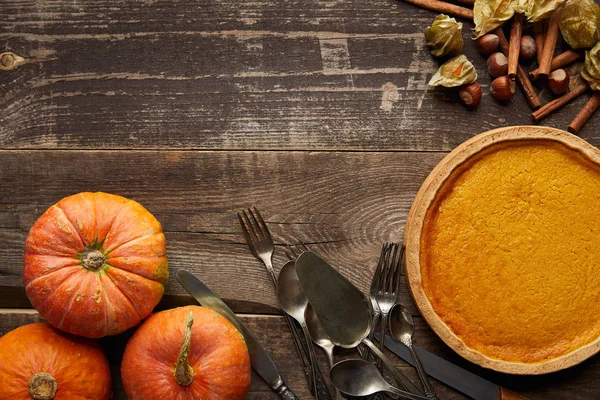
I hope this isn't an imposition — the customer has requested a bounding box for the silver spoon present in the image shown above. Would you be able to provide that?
[330,359,427,400]
[389,304,438,399]
[305,304,344,400]
[277,260,332,400]
[295,251,423,396]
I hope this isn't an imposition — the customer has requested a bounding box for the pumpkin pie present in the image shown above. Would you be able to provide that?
[405,126,600,374]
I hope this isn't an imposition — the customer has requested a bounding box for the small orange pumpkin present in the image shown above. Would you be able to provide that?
[121,305,251,400]
[0,322,112,400]
[23,192,169,338]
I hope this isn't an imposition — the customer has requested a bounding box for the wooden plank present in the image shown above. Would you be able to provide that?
[0,149,445,316]
[1,309,598,399]
[1,0,598,151]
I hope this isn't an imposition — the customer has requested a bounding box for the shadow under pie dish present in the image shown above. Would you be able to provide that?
[404,126,600,374]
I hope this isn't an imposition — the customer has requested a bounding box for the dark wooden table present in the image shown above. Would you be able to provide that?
[1,1,599,399]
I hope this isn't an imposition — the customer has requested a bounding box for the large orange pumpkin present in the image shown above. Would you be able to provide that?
[23,192,168,338]
[121,305,251,400]
[0,322,112,400]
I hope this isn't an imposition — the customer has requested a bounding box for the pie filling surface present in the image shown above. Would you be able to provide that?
[421,140,600,363]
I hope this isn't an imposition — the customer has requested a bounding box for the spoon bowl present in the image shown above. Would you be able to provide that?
[389,303,416,343]
[330,359,427,400]
[296,251,423,396]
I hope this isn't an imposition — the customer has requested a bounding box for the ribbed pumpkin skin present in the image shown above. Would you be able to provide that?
[121,306,251,400]
[0,322,112,400]
[23,192,169,338]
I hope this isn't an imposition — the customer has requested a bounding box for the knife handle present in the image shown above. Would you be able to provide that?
[277,382,302,400]
[498,388,529,400]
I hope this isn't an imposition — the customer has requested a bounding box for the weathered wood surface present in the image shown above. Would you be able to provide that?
[1,0,598,151]
[2,0,600,399]
[0,149,444,315]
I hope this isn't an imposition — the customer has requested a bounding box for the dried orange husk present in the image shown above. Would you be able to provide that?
[425,15,464,58]
[473,0,525,38]
[525,0,566,22]
[581,42,600,91]
[428,55,478,87]
[560,0,600,49]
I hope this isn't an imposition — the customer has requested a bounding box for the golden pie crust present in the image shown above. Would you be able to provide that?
[405,126,600,374]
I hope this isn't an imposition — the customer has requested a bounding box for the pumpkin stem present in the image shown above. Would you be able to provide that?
[173,312,195,386]
[81,249,106,272]
[28,372,58,400]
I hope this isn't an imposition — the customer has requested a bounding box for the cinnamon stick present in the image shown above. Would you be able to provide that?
[508,14,524,80]
[537,7,564,78]
[533,21,545,65]
[532,83,589,122]
[402,0,474,20]
[495,28,541,109]
[568,91,600,134]
[529,50,583,80]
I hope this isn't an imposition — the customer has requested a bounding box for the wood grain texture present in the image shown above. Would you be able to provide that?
[1,0,598,151]
[1,309,599,400]
[0,149,444,316]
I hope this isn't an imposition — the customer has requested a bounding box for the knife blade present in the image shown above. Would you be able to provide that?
[376,334,528,400]
[176,269,300,400]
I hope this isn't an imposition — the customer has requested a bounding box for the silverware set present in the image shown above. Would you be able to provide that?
[175,206,529,400]
[238,206,437,399]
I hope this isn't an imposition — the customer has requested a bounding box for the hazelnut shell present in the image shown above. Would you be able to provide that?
[477,34,500,55]
[548,69,570,95]
[520,36,537,61]
[491,76,516,101]
[459,83,482,107]
[487,52,509,78]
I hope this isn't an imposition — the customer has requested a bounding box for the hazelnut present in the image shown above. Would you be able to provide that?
[520,35,536,61]
[476,34,500,55]
[491,76,516,100]
[548,69,570,94]
[458,82,482,107]
[487,52,508,78]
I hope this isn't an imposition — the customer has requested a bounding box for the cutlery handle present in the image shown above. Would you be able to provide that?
[498,388,529,400]
[284,313,316,394]
[363,311,380,361]
[362,338,423,395]
[278,384,302,400]
[407,343,437,399]
[267,259,321,396]
[300,321,333,400]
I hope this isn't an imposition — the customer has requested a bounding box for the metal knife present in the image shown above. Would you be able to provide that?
[176,269,301,400]
[376,334,529,400]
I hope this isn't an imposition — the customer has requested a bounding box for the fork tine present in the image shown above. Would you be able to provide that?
[253,207,272,242]
[385,243,398,293]
[372,244,387,294]
[389,243,401,293]
[379,243,391,293]
[299,241,310,252]
[394,244,405,294]
[238,213,257,256]
[242,210,260,244]
[247,208,264,241]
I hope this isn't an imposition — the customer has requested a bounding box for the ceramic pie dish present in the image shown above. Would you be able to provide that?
[404,126,600,374]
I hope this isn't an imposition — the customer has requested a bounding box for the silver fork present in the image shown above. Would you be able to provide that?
[238,207,332,400]
[362,244,386,362]
[238,208,278,286]
[376,243,403,355]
